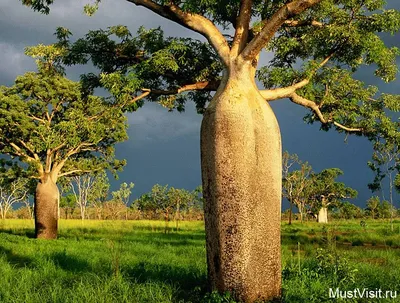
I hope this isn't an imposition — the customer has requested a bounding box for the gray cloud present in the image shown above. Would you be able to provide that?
[127,102,201,142]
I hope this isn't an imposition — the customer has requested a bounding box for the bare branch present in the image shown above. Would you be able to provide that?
[127,0,230,66]
[241,0,322,60]
[231,0,253,57]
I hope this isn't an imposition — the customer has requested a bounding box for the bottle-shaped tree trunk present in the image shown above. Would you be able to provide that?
[201,59,282,302]
[35,173,59,239]
[317,207,328,223]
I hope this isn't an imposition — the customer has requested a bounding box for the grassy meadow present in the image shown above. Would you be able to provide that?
[0,219,399,302]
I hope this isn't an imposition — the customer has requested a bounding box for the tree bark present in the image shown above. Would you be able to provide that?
[201,59,282,302]
[317,207,328,223]
[34,174,59,239]
[288,201,293,225]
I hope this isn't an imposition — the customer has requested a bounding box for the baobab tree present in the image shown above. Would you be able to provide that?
[0,46,127,238]
[23,0,400,301]
[308,168,358,223]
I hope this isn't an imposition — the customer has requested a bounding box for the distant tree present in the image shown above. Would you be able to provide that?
[68,174,96,220]
[23,0,400,300]
[366,196,380,219]
[103,200,126,220]
[0,178,28,219]
[136,184,175,232]
[282,152,312,223]
[88,171,109,220]
[308,168,357,223]
[167,187,193,230]
[0,46,127,238]
[379,200,392,219]
[368,140,399,228]
[111,182,134,220]
[59,193,76,219]
[337,202,363,219]
[189,185,204,219]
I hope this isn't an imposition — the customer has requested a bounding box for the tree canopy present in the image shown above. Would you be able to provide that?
[21,1,400,142]
[0,45,128,183]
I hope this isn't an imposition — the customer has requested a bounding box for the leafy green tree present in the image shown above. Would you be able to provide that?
[0,46,128,238]
[366,196,380,219]
[189,185,204,218]
[23,0,400,300]
[167,187,193,230]
[337,201,363,219]
[88,170,110,220]
[368,140,399,228]
[309,168,358,223]
[111,182,134,219]
[136,184,174,231]
[282,152,312,223]
[59,193,76,219]
[379,200,392,219]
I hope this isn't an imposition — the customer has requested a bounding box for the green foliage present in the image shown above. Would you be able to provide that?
[59,193,76,209]
[53,26,222,113]
[0,45,128,182]
[111,182,134,206]
[22,0,400,150]
[88,171,110,207]
[308,168,358,212]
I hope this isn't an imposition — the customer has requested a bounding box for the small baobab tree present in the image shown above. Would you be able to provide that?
[0,46,127,238]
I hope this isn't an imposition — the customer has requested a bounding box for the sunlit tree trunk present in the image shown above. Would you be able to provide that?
[317,207,328,223]
[35,173,59,239]
[201,60,282,302]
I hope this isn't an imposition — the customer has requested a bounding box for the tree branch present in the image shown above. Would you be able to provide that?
[259,79,310,101]
[259,52,334,101]
[241,0,322,60]
[231,0,253,57]
[9,142,36,163]
[18,139,41,162]
[289,92,363,132]
[58,167,103,178]
[29,115,47,124]
[147,80,220,96]
[127,0,230,66]
[284,19,324,27]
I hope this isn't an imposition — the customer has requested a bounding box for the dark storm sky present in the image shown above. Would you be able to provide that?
[0,0,399,208]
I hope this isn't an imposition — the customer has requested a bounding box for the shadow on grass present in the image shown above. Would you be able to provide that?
[48,250,92,273]
[125,261,207,302]
[0,228,35,238]
[0,245,36,268]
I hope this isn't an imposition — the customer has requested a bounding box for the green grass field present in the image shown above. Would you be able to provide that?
[0,219,399,302]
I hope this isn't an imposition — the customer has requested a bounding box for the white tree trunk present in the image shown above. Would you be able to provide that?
[318,207,328,223]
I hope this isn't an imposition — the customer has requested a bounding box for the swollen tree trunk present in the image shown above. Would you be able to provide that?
[35,173,59,239]
[318,207,328,223]
[201,60,282,302]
